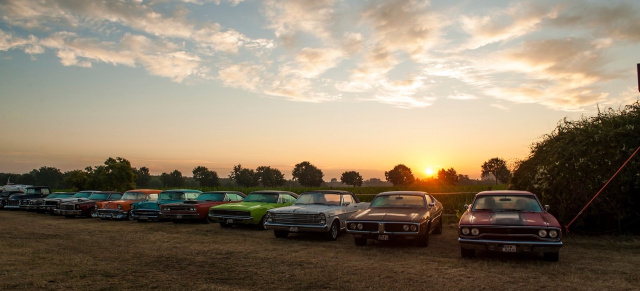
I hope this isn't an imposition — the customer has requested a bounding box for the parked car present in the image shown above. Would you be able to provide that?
[162,191,246,223]
[346,191,443,247]
[54,191,122,218]
[264,190,369,240]
[45,191,95,214]
[458,190,563,261]
[1,191,24,209]
[4,186,51,210]
[209,190,299,229]
[95,189,162,220]
[129,189,202,222]
[26,192,73,212]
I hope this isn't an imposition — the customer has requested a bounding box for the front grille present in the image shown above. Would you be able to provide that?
[272,213,320,225]
[164,205,194,212]
[133,210,160,216]
[6,200,20,207]
[97,209,122,214]
[59,204,76,210]
[44,200,58,206]
[210,210,250,217]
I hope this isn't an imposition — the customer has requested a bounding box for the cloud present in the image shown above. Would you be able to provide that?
[264,0,336,47]
[218,62,266,91]
[280,47,343,78]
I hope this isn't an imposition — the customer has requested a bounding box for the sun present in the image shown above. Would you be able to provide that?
[425,168,435,177]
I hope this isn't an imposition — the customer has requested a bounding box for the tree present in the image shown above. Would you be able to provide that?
[437,168,459,186]
[192,166,220,188]
[481,158,510,185]
[32,166,63,188]
[256,166,286,187]
[340,171,363,187]
[229,164,259,187]
[291,161,324,187]
[104,157,137,192]
[161,170,184,188]
[384,164,415,186]
[134,167,151,188]
[62,170,89,191]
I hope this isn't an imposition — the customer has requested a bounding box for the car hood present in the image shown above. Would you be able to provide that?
[460,211,561,228]
[135,199,184,209]
[211,202,281,211]
[270,204,337,214]
[102,200,136,209]
[58,198,91,203]
[347,207,427,222]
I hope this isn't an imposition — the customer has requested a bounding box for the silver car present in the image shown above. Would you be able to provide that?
[264,190,369,240]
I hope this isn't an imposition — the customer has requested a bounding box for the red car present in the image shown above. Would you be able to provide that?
[458,190,563,261]
[161,191,245,223]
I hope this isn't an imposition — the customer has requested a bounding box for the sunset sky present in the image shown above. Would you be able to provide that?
[1,0,639,181]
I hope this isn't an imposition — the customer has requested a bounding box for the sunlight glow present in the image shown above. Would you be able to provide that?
[425,168,435,176]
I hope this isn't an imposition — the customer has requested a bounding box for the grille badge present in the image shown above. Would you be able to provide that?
[378,223,385,233]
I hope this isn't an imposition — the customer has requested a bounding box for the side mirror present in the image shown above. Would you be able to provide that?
[545,205,550,211]
[428,202,435,207]
[463,204,469,210]
[344,202,351,206]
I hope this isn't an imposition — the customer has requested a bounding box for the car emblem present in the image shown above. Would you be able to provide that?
[378,223,385,233]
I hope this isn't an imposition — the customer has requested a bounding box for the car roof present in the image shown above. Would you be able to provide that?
[300,190,353,194]
[377,191,428,196]
[476,190,536,196]
[202,191,246,196]
[124,189,162,194]
[161,189,202,193]
[249,190,299,198]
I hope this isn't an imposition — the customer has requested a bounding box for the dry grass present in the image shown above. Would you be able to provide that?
[1,211,639,290]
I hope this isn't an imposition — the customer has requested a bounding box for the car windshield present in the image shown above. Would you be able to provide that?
[159,192,184,200]
[196,193,225,201]
[122,192,145,200]
[243,193,278,203]
[295,193,341,206]
[46,194,60,199]
[26,188,42,194]
[472,195,543,212]
[370,195,425,208]
[71,192,92,198]
[57,194,74,198]
[87,193,111,200]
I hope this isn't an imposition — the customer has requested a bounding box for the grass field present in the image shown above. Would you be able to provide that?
[1,211,638,290]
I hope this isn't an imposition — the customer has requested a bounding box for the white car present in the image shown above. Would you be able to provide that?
[264,190,369,240]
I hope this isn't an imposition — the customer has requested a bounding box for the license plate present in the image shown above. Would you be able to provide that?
[378,235,389,241]
[177,215,182,219]
[289,227,298,232]
[139,215,148,220]
[226,219,233,224]
[501,245,517,252]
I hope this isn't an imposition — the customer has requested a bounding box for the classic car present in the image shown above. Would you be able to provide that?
[95,189,162,220]
[209,190,299,229]
[54,191,122,218]
[46,191,95,214]
[162,191,246,223]
[458,190,563,261]
[4,186,51,210]
[26,192,74,212]
[129,189,202,222]
[1,191,24,209]
[264,190,369,240]
[346,191,443,247]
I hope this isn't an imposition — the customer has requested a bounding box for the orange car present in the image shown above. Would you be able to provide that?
[94,189,162,220]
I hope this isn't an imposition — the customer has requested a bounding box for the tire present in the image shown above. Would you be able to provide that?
[274,230,289,238]
[220,222,232,228]
[354,237,367,246]
[259,216,268,230]
[417,223,430,247]
[461,247,475,258]
[433,217,443,235]
[325,220,340,241]
[543,252,559,262]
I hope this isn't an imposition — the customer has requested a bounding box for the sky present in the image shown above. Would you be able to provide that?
[1,0,639,181]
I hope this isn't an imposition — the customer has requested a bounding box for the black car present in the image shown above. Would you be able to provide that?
[1,191,24,209]
[4,186,51,210]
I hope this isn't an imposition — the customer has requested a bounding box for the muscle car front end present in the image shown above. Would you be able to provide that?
[209,191,298,229]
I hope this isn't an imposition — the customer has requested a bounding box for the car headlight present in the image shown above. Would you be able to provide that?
[402,225,409,231]
[318,213,326,224]
[349,223,356,229]
[357,223,363,230]
[410,225,417,232]
[538,229,548,237]
[471,228,479,236]
[461,227,470,235]
[117,204,122,210]
[549,230,559,238]
[190,207,196,211]
[266,212,273,223]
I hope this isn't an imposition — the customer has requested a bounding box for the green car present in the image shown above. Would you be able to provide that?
[208,190,299,229]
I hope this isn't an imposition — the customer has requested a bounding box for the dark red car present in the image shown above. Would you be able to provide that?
[161,191,246,223]
[458,190,563,261]
[55,191,122,218]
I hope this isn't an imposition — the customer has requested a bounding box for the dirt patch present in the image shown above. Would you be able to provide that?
[0,211,638,290]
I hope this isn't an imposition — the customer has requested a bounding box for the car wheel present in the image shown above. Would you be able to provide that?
[326,221,339,241]
[461,247,475,258]
[433,217,443,235]
[259,216,268,230]
[354,237,367,246]
[274,230,289,238]
[417,223,430,247]
[220,222,231,228]
[543,252,559,262]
